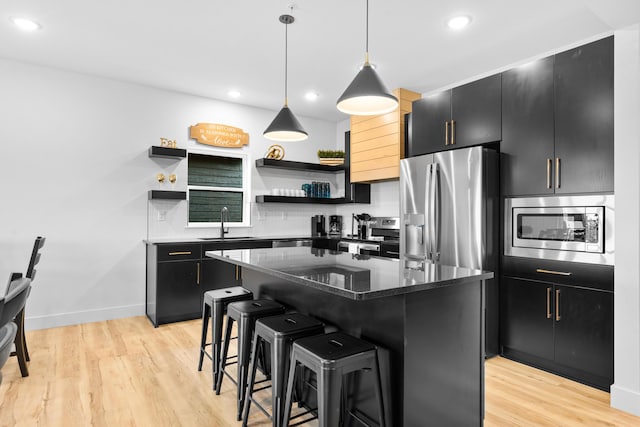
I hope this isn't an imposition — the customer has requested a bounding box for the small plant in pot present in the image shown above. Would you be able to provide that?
[317,150,345,165]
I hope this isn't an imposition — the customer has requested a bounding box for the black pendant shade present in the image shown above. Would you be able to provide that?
[336,63,398,115]
[336,0,398,116]
[264,13,308,142]
[263,104,308,142]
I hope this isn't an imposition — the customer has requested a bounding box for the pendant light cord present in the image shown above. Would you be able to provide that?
[365,0,369,64]
[284,16,289,106]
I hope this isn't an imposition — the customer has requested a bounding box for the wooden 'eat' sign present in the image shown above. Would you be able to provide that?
[189,123,249,148]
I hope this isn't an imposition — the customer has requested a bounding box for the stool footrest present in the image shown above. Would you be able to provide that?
[248,398,273,419]
[289,409,318,427]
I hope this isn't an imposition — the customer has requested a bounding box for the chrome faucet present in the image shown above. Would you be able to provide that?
[220,206,229,238]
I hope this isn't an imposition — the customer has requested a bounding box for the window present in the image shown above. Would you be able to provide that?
[187,150,250,227]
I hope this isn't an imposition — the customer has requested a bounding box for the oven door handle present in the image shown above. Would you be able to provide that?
[358,243,381,252]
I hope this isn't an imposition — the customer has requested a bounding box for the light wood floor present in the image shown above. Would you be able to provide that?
[0,316,638,426]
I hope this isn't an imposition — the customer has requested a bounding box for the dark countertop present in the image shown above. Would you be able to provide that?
[144,235,310,244]
[205,246,493,300]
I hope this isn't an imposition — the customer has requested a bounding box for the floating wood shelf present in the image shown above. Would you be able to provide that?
[148,190,187,200]
[148,146,187,159]
[255,158,345,173]
[255,195,348,204]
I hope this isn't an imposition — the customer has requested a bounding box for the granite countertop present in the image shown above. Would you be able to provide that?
[205,246,493,300]
[144,235,311,244]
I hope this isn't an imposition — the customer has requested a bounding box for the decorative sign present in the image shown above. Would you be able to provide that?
[189,123,249,148]
[159,137,177,148]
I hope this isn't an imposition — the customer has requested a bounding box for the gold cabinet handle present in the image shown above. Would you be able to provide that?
[235,265,239,281]
[546,287,552,319]
[196,262,200,285]
[168,251,192,256]
[556,157,561,189]
[546,159,552,189]
[445,121,449,145]
[451,120,456,145]
[536,268,572,276]
[555,289,561,321]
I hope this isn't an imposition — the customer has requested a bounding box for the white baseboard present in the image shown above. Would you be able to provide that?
[24,304,146,331]
[611,384,640,416]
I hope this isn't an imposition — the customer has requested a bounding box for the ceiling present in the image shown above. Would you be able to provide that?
[2,1,640,123]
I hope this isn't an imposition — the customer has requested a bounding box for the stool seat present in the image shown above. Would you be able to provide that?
[217,298,286,421]
[293,332,376,365]
[227,299,285,318]
[282,332,386,427]
[198,286,253,390]
[242,313,325,427]
[204,286,252,305]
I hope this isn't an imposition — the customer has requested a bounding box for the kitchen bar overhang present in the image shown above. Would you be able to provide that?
[206,246,493,426]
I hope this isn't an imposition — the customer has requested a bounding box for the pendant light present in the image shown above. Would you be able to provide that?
[336,0,398,116]
[264,13,308,142]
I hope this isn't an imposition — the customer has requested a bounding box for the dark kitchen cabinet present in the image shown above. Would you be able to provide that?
[501,258,613,390]
[501,36,613,196]
[554,36,614,194]
[502,277,554,361]
[501,56,555,196]
[147,243,202,326]
[408,74,501,157]
[554,284,613,381]
[156,259,201,324]
[146,239,274,326]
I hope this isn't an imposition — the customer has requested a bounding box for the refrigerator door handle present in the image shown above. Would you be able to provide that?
[425,164,433,260]
[430,163,440,261]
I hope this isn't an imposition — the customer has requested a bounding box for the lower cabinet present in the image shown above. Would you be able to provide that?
[501,273,613,390]
[146,239,272,326]
[155,259,202,324]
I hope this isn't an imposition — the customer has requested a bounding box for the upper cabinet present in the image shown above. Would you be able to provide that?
[349,88,421,182]
[502,36,613,196]
[408,74,501,157]
[501,57,556,196]
[554,36,614,194]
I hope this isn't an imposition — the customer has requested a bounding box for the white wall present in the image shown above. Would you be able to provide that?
[0,58,339,330]
[612,25,640,416]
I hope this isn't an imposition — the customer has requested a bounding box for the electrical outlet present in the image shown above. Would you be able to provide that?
[157,210,166,221]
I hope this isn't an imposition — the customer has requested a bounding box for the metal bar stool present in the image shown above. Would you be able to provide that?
[216,299,286,420]
[197,286,253,389]
[282,332,386,427]
[241,313,325,427]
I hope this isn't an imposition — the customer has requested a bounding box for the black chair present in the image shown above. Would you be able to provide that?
[0,276,31,383]
[0,323,17,384]
[8,236,45,377]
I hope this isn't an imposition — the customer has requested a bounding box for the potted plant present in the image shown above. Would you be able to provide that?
[317,149,345,165]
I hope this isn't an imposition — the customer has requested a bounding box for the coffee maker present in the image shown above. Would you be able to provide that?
[328,215,342,237]
[311,215,326,237]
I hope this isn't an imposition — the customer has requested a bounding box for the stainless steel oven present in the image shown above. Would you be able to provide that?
[505,195,614,265]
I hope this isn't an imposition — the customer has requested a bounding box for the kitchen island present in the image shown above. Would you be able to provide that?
[206,247,493,427]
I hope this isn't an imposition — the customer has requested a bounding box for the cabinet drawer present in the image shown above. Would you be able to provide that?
[502,256,613,291]
[157,244,201,261]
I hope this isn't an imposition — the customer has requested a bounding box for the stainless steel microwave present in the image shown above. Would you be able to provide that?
[504,195,614,265]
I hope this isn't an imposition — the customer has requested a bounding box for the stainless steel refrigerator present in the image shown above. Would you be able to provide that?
[400,146,499,356]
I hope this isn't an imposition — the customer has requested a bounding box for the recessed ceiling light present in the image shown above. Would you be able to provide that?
[305,92,319,101]
[10,17,41,31]
[228,90,241,98]
[447,15,471,30]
